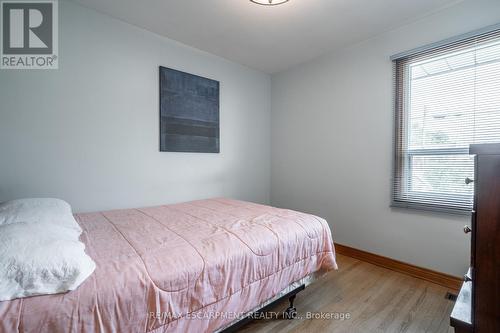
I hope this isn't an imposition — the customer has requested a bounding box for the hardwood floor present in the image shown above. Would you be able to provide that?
[240,254,456,333]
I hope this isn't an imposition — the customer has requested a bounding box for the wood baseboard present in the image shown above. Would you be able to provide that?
[335,243,463,291]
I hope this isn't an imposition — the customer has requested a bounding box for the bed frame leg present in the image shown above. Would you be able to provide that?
[284,294,297,319]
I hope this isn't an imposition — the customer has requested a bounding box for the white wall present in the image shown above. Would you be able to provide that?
[0,1,271,212]
[271,0,500,276]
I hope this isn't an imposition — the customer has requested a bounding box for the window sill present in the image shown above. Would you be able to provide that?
[391,201,472,216]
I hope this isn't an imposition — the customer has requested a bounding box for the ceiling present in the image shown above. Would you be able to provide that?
[73,0,463,74]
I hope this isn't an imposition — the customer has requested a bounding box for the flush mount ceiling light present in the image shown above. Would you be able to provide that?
[250,0,289,6]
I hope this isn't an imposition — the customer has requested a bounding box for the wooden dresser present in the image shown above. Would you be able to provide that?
[450,143,500,333]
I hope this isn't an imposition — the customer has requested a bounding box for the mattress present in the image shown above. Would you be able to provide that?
[0,198,337,333]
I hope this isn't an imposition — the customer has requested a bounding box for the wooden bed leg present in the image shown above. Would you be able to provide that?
[284,294,297,319]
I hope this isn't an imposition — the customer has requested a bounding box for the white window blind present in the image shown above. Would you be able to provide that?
[392,28,500,214]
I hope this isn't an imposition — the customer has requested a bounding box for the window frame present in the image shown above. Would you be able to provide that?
[389,26,500,214]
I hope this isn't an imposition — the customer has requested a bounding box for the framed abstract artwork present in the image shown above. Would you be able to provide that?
[159,66,220,153]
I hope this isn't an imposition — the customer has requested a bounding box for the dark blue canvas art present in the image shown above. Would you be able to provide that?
[159,67,220,153]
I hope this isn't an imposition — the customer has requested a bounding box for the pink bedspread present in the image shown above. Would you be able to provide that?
[0,198,337,333]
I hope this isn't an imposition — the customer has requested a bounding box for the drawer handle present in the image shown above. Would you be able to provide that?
[463,225,472,234]
[465,177,474,184]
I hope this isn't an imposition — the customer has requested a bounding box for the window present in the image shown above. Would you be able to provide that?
[392,28,500,214]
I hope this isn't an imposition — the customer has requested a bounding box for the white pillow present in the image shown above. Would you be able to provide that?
[0,198,82,234]
[0,222,96,301]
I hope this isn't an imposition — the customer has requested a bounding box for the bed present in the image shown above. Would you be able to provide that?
[0,198,337,333]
